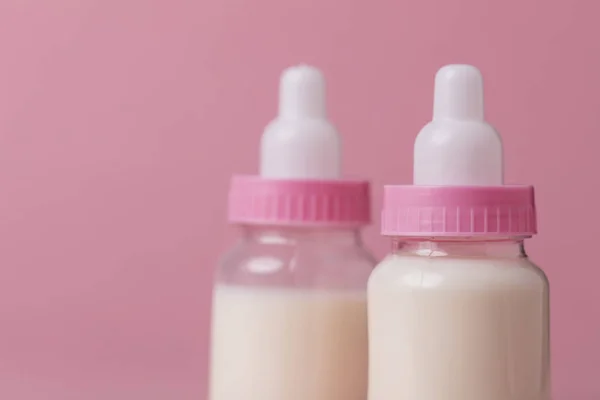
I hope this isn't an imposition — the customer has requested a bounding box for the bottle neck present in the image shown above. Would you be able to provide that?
[392,237,527,259]
[240,225,363,247]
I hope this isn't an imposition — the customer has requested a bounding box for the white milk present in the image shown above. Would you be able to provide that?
[209,285,368,400]
[368,255,550,400]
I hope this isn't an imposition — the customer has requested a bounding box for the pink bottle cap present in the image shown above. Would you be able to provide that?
[228,175,370,227]
[381,185,536,237]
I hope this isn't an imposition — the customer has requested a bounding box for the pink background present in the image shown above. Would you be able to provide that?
[0,0,597,398]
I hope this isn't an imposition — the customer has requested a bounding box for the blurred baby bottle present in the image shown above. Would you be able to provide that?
[209,65,376,400]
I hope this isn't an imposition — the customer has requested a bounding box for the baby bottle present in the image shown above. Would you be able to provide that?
[209,65,376,400]
[368,65,550,400]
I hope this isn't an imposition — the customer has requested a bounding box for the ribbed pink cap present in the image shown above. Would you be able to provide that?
[228,175,371,227]
[381,185,536,237]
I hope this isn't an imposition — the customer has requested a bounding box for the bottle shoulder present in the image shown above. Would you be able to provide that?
[369,253,547,291]
[216,238,376,290]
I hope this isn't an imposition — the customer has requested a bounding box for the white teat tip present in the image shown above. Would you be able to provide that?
[279,65,327,119]
[433,64,484,121]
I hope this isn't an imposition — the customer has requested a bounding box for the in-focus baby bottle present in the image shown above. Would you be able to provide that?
[368,65,550,400]
[209,65,376,400]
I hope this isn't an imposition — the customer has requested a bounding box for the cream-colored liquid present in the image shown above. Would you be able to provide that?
[368,255,550,400]
[209,285,368,400]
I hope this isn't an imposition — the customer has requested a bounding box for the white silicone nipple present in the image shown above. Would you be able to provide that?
[414,64,504,186]
[260,65,341,179]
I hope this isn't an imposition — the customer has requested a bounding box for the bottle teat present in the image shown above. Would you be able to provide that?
[260,65,341,180]
[414,64,504,186]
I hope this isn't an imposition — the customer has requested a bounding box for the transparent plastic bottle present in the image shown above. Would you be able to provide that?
[368,64,550,400]
[210,226,375,400]
[208,65,376,400]
[368,237,550,400]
